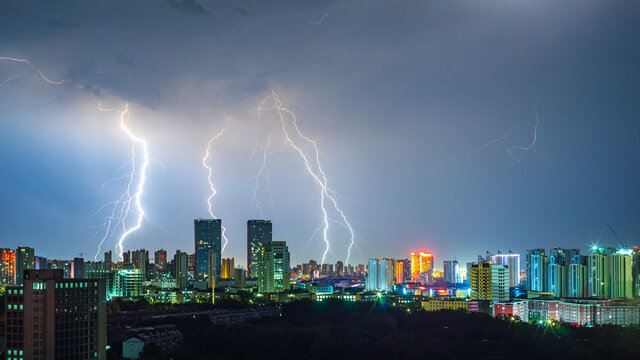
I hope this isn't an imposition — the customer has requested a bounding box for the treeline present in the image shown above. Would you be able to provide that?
[113,299,640,360]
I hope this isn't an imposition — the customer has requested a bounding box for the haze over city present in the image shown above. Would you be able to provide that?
[1,0,639,267]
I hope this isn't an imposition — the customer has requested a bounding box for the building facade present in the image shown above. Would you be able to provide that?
[194,219,222,281]
[258,241,290,293]
[247,220,272,278]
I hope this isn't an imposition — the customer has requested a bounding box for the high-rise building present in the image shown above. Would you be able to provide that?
[72,257,85,279]
[49,259,72,279]
[1,248,16,285]
[195,219,222,281]
[366,258,394,292]
[526,249,548,292]
[86,269,143,298]
[5,269,107,359]
[443,260,462,284]
[174,250,189,289]
[336,261,344,276]
[588,249,612,298]
[568,255,588,298]
[247,220,272,278]
[234,268,246,288]
[258,241,290,293]
[469,263,509,302]
[410,251,433,283]
[548,263,566,298]
[132,249,149,280]
[15,246,35,285]
[611,250,633,299]
[221,258,235,279]
[155,249,168,271]
[104,251,113,271]
[490,252,520,287]
[34,256,48,271]
[632,250,640,298]
[207,251,219,288]
[395,260,404,284]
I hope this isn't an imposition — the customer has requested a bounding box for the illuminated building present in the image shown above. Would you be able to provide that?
[15,246,35,285]
[469,263,508,302]
[443,260,462,284]
[132,249,149,281]
[247,220,272,278]
[5,269,107,359]
[632,249,640,298]
[568,255,588,298]
[526,249,548,292]
[1,248,16,285]
[221,258,235,279]
[611,251,633,299]
[174,250,189,289]
[336,261,344,276]
[595,303,640,326]
[588,249,611,298]
[422,299,469,312]
[355,264,366,276]
[366,258,394,292]
[528,300,559,321]
[410,251,433,283]
[154,249,167,271]
[49,259,72,279]
[494,301,529,321]
[87,269,143,298]
[548,262,565,298]
[195,219,222,281]
[395,260,404,284]
[258,241,290,293]
[490,252,521,287]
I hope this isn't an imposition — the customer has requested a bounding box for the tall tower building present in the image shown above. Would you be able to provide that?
[395,260,404,284]
[568,255,588,298]
[174,250,189,289]
[443,260,462,284]
[104,251,113,271]
[336,261,344,276]
[470,263,508,302]
[15,246,35,285]
[221,258,235,279]
[491,252,521,287]
[611,251,633,299]
[194,219,222,281]
[72,257,85,279]
[588,249,611,298]
[5,269,107,359]
[154,249,167,271]
[207,251,219,289]
[526,249,548,292]
[247,220,272,278]
[258,241,290,293]
[366,258,394,292]
[410,251,433,283]
[0,248,16,285]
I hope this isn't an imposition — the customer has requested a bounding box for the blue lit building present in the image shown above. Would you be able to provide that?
[194,219,222,281]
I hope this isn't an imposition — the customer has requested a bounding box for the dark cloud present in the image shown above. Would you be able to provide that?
[167,0,210,15]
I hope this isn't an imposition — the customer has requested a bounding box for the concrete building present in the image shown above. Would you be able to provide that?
[410,251,433,283]
[443,260,462,284]
[470,262,509,302]
[154,249,167,271]
[174,250,189,289]
[0,248,16,285]
[221,258,235,279]
[4,269,107,359]
[422,299,469,312]
[366,258,394,292]
[611,251,633,299]
[207,251,218,289]
[588,251,611,298]
[526,249,548,292]
[494,301,529,322]
[568,259,588,298]
[122,327,183,359]
[86,269,143,298]
[491,252,521,287]
[15,246,35,286]
[258,241,290,293]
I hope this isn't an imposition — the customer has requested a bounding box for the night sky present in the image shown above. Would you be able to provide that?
[1,0,639,267]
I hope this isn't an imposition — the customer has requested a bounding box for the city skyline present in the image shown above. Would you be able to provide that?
[1,1,639,267]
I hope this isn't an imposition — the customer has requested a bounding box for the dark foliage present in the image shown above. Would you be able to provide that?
[109,299,640,360]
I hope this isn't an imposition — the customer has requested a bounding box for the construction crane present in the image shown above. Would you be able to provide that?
[607,224,628,249]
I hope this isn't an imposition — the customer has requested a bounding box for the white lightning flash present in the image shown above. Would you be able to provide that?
[0,57,83,88]
[270,89,356,265]
[203,129,231,253]
[507,91,541,162]
[462,127,512,163]
[95,102,150,260]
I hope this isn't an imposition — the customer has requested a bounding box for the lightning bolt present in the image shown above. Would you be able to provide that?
[0,56,151,261]
[270,89,356,265]
[309,12,329,27]
[95,102,150,260]
[203,129,231,253]
[0,57,83,88]
[507,90,541,162]
[462,127,512,163]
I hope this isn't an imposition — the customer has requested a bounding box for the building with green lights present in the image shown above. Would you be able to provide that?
[257,241,290,293]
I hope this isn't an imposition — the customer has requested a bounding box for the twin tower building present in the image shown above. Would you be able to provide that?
[194,219,291,293]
